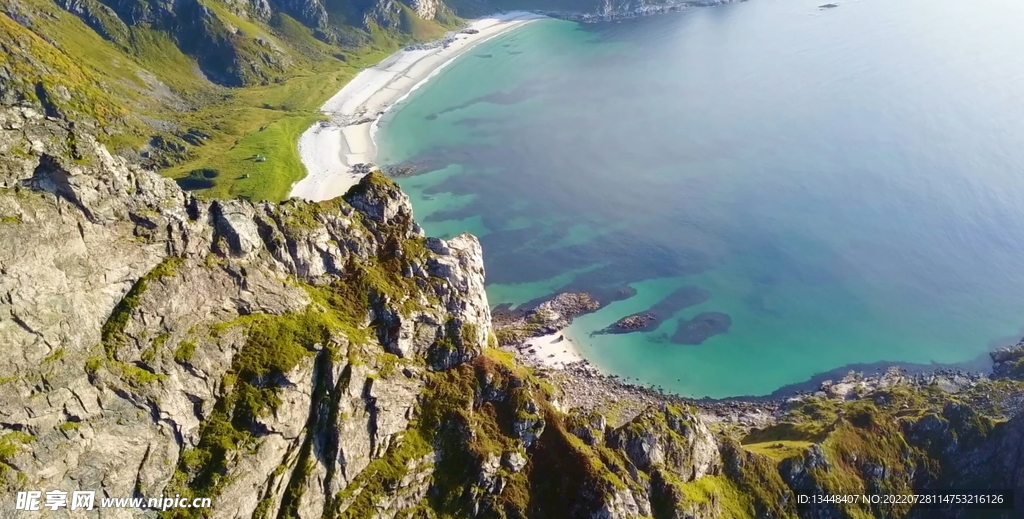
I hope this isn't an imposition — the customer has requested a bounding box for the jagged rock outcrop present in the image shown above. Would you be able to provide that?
[609,404,721,482]
[272,0,329,29]
[948,410,1024,512]
[363,0,449,28]
[0,107,490,518]
[492,291,603,346]
[991,341,1024,380]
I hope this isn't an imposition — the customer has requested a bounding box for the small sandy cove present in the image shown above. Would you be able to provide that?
[520,330,588,369]
[290,11,545,202]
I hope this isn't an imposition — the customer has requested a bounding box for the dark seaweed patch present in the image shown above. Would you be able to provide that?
[430,85,539,118]
[671,312,732,345]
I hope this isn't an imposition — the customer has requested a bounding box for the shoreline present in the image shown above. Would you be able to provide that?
[519,333,998,401]
[510,329,1006,428]
[515,327,591,370]
[290,11,546,202]
[493,292,1010,424]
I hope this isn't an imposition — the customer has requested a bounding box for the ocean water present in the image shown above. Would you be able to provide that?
[376,0,1024,398]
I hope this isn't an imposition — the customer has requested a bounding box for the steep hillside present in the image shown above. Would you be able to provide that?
[0,0,458,200]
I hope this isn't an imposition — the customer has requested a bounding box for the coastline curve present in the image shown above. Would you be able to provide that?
[290,11,546,202]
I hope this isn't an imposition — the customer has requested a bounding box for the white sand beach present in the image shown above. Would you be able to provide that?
[521,329,587,369]
[291,11,546,202]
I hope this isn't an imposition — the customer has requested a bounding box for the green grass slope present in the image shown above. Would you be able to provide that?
[1,0,459,201]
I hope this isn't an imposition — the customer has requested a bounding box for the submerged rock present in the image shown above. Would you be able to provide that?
[598,286,710,336]
[607,312,657,333]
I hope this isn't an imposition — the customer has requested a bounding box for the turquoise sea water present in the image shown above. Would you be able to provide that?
[377,0,1024,398]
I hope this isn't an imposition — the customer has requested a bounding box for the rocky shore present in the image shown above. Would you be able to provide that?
[491,290,778,427]
[494,289,1024,429]
[492,291,602,344]
[543,341,1023,431]
[605,312,657,333]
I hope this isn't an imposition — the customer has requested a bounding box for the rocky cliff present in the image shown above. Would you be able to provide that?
[36,0,454,86]
[0,105,494,518]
